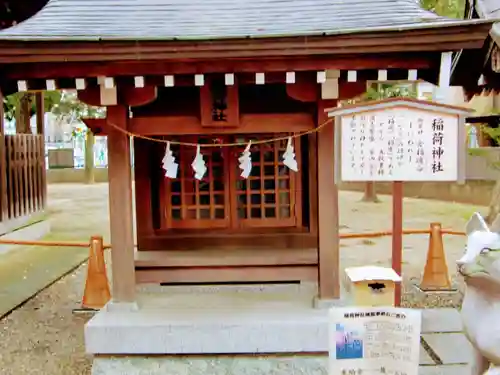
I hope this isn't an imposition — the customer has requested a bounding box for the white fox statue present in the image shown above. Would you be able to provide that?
[457,213,500,375]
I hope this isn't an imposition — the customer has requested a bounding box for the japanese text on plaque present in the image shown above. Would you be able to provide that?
[329,307,421,375]
[341,110,458,182]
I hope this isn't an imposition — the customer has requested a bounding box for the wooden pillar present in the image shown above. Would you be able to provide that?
[0,91,7,221]
[16,93,32,134]
[35,93,44,135]
[84,130,95,184]
[392,181,404,306]
[35,93,47,208]
[107,104,136,303]
[317,99,340,300]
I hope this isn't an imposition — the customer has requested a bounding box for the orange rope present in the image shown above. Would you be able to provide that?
[0,239,90,247]
[339,229,431,239]
[0,227,465,249]
[441,229,466,236]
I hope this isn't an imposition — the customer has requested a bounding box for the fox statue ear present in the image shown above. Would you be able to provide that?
[490,214,500,234]
[466,212,490,236]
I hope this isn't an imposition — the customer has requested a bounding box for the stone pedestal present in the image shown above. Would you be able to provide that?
[86,283,334,355]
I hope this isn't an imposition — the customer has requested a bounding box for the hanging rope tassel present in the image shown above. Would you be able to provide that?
[282,136,299,172]
[191,145,207,180]
[162,141,179,178]
[238,141,252,179]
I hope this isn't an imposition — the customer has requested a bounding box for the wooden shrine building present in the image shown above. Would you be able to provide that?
[0,0,494,308]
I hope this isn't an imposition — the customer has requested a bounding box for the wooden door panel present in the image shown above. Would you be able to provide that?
[165,137,230,229]
[234,137,300,228]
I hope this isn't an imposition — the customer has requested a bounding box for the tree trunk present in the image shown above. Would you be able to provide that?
[15,93,33,134]
[486,178,500,225]
[84,131,95,184]
[362,181,380,202]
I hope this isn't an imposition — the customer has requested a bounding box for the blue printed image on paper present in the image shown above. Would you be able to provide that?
[335,324,363,359]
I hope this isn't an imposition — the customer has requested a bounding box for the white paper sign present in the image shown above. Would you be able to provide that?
[329,306,421,375]
[340,108,458,182]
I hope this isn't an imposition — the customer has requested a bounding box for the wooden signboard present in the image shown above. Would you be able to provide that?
[327,98,472,306]
[330,98,471,183]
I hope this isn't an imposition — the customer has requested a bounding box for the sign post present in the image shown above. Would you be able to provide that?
[327,98,471,306]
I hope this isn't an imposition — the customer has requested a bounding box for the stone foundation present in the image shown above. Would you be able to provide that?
[85,284,472,375]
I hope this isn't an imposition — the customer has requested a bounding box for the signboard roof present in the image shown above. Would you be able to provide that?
[326,97,474,118]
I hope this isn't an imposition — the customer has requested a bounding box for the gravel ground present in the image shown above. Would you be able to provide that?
[0,184,486,375]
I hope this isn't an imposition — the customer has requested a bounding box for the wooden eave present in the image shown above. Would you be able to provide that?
[466,114,500,124]
[0,23,492,65]
[0,52,439,81]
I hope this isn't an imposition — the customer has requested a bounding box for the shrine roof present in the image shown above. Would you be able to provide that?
[326,98,474,117]
[0,0,493,41]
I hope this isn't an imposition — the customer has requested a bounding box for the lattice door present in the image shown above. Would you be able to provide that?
[163,135,301,230]
[233,137,300,228]
[165,137,230,229]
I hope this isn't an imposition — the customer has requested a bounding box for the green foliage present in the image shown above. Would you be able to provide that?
[3,91,62,121]
[420,0,466,18]
[346,83,418,105]
[50,91,104,119]
[3,90,104,136]
[364,83,418,101]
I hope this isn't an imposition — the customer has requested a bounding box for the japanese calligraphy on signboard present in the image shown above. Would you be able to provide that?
[329,306,421,375]
[329,99,470,182]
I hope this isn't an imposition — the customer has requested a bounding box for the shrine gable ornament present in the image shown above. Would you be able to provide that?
[326,98,473,183]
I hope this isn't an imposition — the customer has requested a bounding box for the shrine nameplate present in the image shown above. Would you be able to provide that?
[327,99,472,182]
[200,75,239,127]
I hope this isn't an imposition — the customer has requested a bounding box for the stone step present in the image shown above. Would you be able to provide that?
[421,308,463,333]
[92,357,469,375]
[422,333,473,365]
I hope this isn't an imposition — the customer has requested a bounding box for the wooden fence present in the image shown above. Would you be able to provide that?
[0,134,46,221]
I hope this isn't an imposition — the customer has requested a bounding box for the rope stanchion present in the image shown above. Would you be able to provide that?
[75,235,111,313]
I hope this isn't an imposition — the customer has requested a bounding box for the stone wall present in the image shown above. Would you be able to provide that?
[47,168,109,184]
[339,180,495,206]
[338,149,500,206]
[466,148,500,181]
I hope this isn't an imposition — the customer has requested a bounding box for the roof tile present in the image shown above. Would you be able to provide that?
[0,0,489,41]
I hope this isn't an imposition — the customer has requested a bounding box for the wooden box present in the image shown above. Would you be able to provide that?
[343,266,401,307]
